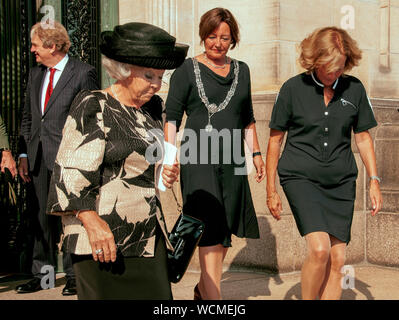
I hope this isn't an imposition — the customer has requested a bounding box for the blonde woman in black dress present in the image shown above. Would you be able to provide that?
[266,27,382,300]
[165,8,265,300]
[47,23,188,299]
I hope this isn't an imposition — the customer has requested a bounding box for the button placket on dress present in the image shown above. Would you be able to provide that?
[321,90,337,161]
[321,107,330,160]
[311,72,339,162]
[321,86,339,161]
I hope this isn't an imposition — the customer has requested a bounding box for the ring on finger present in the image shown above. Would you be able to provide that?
[95,248,103,255]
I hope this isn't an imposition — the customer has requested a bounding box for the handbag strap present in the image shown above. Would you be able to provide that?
[171,187,183,215]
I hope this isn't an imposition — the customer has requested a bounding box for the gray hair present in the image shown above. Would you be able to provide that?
[102,56,132,80]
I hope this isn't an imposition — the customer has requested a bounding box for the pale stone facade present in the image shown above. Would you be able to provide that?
[118,0,399,272]
[119,0,399,98]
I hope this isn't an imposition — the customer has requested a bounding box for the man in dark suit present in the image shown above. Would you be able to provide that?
[16,21,99,295]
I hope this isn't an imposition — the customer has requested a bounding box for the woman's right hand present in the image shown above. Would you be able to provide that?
[162,163,180,188]
[18,157,31,183]
[77,210,117,263]
[267,191,282,221]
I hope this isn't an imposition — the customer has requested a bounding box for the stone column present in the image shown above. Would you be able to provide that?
[379,0,390,70]
[145,0,179,92]
[146,0,177,36]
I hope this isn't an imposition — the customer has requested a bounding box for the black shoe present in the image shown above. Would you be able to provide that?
[15,278,42,294]
[62,278,77,296]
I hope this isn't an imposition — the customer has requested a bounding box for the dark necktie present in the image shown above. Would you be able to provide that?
[44,68,56,112]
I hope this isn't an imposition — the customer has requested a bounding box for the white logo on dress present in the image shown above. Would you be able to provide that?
[341,98,357,110]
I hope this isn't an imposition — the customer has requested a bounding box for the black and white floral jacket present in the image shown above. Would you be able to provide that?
[47,90,171,257]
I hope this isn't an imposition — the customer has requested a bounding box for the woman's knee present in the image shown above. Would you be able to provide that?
[308,245,330,264]
[305,232,331,264]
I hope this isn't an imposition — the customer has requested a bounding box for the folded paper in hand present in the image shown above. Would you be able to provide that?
[158,141,178,191]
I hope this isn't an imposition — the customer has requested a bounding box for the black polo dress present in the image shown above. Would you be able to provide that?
[270,72,377,243]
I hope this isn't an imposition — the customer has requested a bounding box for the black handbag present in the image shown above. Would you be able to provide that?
[167,189,204,283]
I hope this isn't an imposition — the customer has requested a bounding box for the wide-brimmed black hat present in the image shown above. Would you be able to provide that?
[100,22,189,70]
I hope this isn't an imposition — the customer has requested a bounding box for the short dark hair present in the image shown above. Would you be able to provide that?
[199,7,240,49]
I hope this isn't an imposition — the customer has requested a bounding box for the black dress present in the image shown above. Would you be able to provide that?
[269,72,377,243]
[165,58,260,247]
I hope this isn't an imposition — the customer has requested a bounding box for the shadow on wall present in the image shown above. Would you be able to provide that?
[225,215,283,299]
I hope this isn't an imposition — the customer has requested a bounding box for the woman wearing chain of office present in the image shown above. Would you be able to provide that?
[164,7,265,300]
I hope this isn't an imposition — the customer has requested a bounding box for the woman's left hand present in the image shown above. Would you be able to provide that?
[162,163,180,189]
[253,155,266,183]
[370,180,382,216]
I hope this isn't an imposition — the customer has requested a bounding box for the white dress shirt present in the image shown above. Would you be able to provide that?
[40,54,69,114]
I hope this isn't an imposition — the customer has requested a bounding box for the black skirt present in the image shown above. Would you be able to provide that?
[181,163,259,248]
[71,231,172,300]
[282,179,356,244]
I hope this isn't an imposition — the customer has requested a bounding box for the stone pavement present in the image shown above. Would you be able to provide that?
[1,263,399,300]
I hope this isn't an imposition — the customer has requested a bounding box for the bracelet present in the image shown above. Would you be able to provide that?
[370,176,381,183]
[252,151,262,158]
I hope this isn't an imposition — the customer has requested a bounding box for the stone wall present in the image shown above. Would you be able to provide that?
[367,99,399,267]
[119,0,399,99]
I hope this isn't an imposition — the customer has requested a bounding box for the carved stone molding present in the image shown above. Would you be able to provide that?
[146,0,177,36]
[379,0,390,70]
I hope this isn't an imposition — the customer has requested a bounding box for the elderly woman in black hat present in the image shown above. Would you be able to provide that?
[46,22,189,300]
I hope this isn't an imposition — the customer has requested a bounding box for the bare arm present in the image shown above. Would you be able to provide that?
[244,122,261,153]
[245,122,266,183]
[266,129,286,220]
[354,130,382,216]
[164,121,177,146]
[162,121,180,188]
